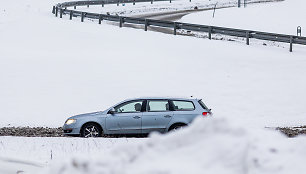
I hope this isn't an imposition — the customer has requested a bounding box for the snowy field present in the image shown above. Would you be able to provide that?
[0,0,305,128]
[75,0,271,16]
[1,0,306,173]
[180,0,305,35]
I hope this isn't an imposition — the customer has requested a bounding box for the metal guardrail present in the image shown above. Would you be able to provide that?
[53,0,306,52]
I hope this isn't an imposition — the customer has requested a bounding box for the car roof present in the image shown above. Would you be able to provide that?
[124,97,199,101]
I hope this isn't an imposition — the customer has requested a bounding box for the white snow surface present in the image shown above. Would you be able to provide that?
[0,0,306,128]
[0,136,143,173]
[180,0,305,36]
[44,117,306,174]
[1,0,306,174]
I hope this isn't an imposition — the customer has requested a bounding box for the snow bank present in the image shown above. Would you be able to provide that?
[45,117,306,174]
[180,0,306,35]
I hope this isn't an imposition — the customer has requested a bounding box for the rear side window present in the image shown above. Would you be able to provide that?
[198,100,209,110]
[147,100,170,112]
[172,100,195,111]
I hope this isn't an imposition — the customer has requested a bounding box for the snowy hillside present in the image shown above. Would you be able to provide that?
[1,0,306,173]
[180,0,305,35]
[0,0,305,128]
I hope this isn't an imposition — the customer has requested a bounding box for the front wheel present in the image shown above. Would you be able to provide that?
[81,123,102,138]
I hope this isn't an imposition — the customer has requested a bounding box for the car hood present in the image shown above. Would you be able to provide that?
[69,111,106,119]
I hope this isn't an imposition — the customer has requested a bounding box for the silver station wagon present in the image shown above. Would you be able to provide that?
[63,97,212,137]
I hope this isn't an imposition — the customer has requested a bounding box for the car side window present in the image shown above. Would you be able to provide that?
[114,100,143,113]
[172,100,195,111]
[147,100,170,112]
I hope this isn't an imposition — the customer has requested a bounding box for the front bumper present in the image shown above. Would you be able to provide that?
[63,123,81,135]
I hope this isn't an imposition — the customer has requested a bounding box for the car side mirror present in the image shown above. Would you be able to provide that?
[108,108,116,114]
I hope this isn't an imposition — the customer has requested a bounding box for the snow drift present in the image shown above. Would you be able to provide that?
[45,117,306,174]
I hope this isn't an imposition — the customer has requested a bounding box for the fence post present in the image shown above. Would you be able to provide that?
[117,0,119,6]
[174,23,177,35]
[70,11,73,20]
[238,0,241,8]
[190,0,191,2]
[102,2,104,7]
[119,17,123,28]
[246,31,250,45]
[52,6,55,14]
[99,14,102,24]
[145,19,148,31]
[170,0,172,3]
[81,12,84,22]
[151,0,153,4]
[133,0,135,5]
[87,4,89,8]
[60,8,63,18]
[74,6,76,9]
[55,7,58,17]
[289,36,293,52]
[208,26,212,39]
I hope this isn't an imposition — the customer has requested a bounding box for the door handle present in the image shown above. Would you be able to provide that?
[133,116,141,119]
[164,115,172,118]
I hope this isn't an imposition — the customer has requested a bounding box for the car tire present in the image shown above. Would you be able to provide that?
[80,123,103,138]
[169,124,186,132]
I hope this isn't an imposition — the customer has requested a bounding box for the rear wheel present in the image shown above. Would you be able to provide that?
[169,123,187,132]
[81,123,102,138]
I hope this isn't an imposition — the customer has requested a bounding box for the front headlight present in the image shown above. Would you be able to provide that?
[65,119,76,125]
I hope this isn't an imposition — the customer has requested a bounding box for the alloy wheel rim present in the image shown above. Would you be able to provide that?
[84,126,99,138]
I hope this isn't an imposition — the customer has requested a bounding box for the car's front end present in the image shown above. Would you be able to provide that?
[63,111,106,136]
[63,117,81,136]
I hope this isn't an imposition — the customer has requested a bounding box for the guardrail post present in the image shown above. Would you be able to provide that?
[102,2,104,7]
[99,14,102,24]
[297,26,302,36]
[60,8,63,18]
[55,7,58,17]
[87,4,89,8]
[70,11,73,20]
[133,0,135,5]
[52,6,55,14]
[289,36,293,52]
[208,26,212,39]
[145,19,148,31]
[238,0,241,8]
[81,12,85,22]
[170,0,172,3]
[119,17,123,28]
[74,6,76,9]
[190,0,191,2]
[151,0,153,4]
[117,0,119,6]
[246,31,250,45]
[174,23,177,35]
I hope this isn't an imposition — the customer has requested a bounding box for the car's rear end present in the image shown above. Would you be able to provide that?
[197,99,213,116]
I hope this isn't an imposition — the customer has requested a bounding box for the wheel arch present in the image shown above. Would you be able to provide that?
[168,122,188,132]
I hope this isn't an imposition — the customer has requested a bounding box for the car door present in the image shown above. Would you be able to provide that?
[105,100,144,134]
[171,100,197,124]
[141,100,173,134]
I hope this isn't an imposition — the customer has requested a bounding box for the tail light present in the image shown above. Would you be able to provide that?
[202,112,209,116]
